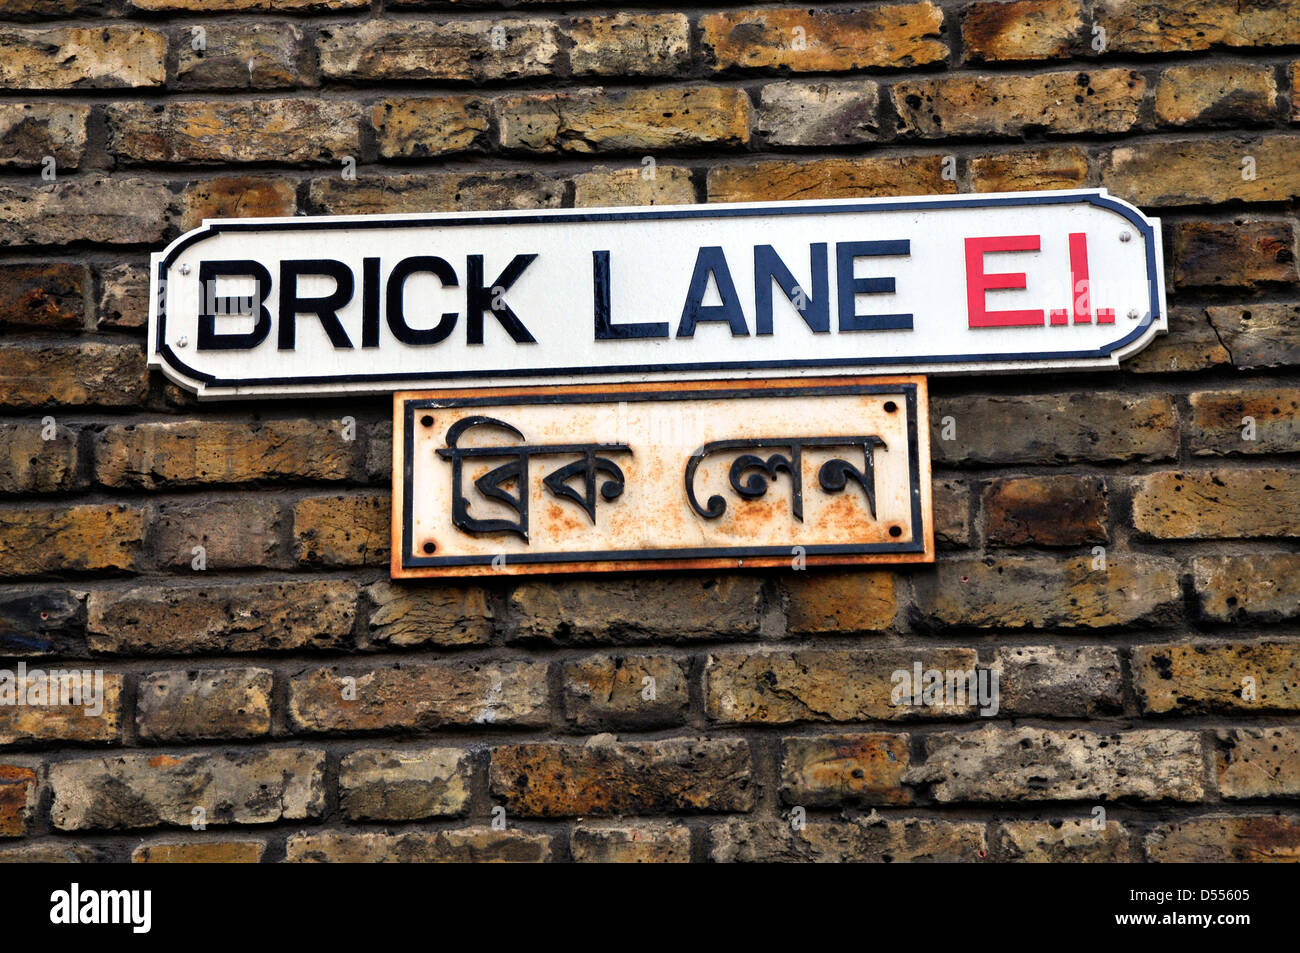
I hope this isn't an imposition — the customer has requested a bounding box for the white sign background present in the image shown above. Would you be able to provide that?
[149,189,1166,399]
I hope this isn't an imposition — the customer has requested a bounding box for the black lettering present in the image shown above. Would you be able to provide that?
[196,260,272,351]
[754,243,829,335]
[836,240,913,332]
[277,259,355,350]
[386,255,458,346]
[466,254,537,345]
[592,250,669,340]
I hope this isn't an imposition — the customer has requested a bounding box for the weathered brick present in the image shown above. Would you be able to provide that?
[135,668,273,741]
[933,478,972,548]
[754,80,881,146]
[1132,469,1300,539]
[932,394,1178,465]
[288,661,549,732]
[781,733,912,806]
[2,0,108,15]
[1216,727,1300,798]
[1126,307,1231,374]
[1100,136,1300,207]
[0,843,96,862]
[178,176,296,232]
[572,165,695,207]
[340,747,471,821]
[310,171,565,215]
[983,475,1108,547]
[87,580,357,655]
[490,738,753,817]
[498,87,750,154]
[0,343,146,408]
[1155,64,1278,127]
[365,426,392,481]
[0,104,88,169]
[700,4,947,72]
[0,765,37,838]
[108,101,360,165]
[962,0,1084,62]
[571,825,691,863]
[0,27,165,89]
[49,749,325,831]
[893,69,1144,138]
[372,97,491,159]
[1194,555,1300,623]
[1189,387,1300,457]
[0,421,82,494]
[567,13,690,77]
[363,581,493,649]
[993,646,1124,716]
[710,818,985,862]
[151,498,281,571]
[0,263,84,331]
[96,262,149,331]
[0,670,122,744]
[1293,62,1300,121]
[133,0,364,8]
[0,175,170,246]
[510,575,764,643]
[0,504,142,577]
[96,419,359,488]
[131,839,266,863]
[562,654,689,729]
[912,555,1180,630]
[970,145,1089,192]
[706,647,979,724]
[292,493,389,567]
[1135,641,1300,714]
[285,828,550,863]
[910,727,1205,802]
[996,819,1133,862]
[784,570,897,634]
[1094,0,1300,53]
[1171,220,1298,289]
[318,19,561,83]
[174,22,307,90]
[1146,814,1300,862]
[0,589,86,658]
[1205,303,1300,369]
[707,154,953,202]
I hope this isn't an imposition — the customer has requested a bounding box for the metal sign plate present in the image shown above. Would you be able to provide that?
[151,190,1164,399]
[393,376,932,577]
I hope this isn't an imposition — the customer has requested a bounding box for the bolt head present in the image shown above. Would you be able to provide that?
[177,335,188,347]
[179,263,191,275]
[1119,231,1131,242]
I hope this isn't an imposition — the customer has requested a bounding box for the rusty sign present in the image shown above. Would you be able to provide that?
[392,376,932,577]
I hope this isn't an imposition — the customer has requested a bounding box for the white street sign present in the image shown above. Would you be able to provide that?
[149,189,1165,399]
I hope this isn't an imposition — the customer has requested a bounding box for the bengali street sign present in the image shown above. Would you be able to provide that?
[150,189,1166,399]
[392,376,932,577]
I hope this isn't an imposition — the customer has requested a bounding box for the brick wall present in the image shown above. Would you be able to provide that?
[0,0,1298,863]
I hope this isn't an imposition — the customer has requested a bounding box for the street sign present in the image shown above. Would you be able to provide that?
[150,189,1165,399]
[392,376,932,577]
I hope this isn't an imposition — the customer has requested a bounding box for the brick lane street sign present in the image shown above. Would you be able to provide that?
[392,377,931,576]
[149,189,1166,400]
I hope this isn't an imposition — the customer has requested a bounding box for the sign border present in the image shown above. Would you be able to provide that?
[152,189,1164,397]
[392,375,933,578]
